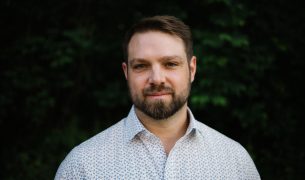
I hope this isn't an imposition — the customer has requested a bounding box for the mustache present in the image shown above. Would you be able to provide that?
[143,84,174,95]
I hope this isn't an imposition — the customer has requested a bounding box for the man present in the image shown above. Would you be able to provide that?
[55,15,260,179]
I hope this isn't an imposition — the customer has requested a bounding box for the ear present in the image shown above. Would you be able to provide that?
[190,56,197,82]
[122,62,128,80]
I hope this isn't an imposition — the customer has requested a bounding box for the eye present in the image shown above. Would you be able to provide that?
[133,64,148,70]
[165,62,178,68]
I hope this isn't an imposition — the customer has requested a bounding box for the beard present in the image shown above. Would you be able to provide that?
[129,82,191,120]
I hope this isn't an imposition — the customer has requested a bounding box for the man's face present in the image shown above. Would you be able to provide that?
[122,31,196,120]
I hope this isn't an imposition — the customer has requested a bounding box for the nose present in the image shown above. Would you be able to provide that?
[148,65,165,85]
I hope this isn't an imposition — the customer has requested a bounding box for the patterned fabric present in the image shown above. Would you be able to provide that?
[55,106,260,179]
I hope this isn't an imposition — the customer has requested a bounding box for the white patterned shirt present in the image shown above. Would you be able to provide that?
[55,106,260,179]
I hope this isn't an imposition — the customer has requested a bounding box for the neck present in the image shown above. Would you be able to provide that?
[135,104,189,155]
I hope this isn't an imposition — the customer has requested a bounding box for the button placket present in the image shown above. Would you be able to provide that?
[140,131,167,179]
[163,137,186,180]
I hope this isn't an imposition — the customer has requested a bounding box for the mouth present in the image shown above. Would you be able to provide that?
[145,92,172,99]
[143,86,174,98]
[147,92,170,96]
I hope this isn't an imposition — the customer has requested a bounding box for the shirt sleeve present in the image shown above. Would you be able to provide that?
[54,147,84,180]
[237,145,261,180]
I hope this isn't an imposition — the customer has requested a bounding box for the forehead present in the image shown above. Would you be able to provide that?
[127,31,186,61]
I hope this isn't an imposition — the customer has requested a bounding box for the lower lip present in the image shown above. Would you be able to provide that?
[146,94,171,99]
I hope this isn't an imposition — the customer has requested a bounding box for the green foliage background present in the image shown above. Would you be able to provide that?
[1,0,304,179]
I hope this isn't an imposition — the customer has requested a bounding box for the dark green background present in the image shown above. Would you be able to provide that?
[1,0,304,179]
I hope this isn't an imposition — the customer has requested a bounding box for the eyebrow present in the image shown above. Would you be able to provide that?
[129,56,184,65]
[129,58,147,66]
[159,55,183,62]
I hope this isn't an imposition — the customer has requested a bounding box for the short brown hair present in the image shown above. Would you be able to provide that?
[123,15,193,62]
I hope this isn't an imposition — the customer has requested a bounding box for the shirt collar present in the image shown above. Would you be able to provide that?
[124,106,201,143]
[124,106,146,143]
[185,107,200,135]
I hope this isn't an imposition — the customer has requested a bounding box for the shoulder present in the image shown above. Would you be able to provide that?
[195,121,260,179]
[196,120,243,150]
[195,120,255,163]
[55,119,126,179]
[74,118,125,154]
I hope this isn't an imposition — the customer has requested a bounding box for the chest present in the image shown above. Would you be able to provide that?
[88,138,239,179]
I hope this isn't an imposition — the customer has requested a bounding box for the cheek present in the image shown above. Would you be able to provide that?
[128,74,147,92]
[169,70,190,86]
